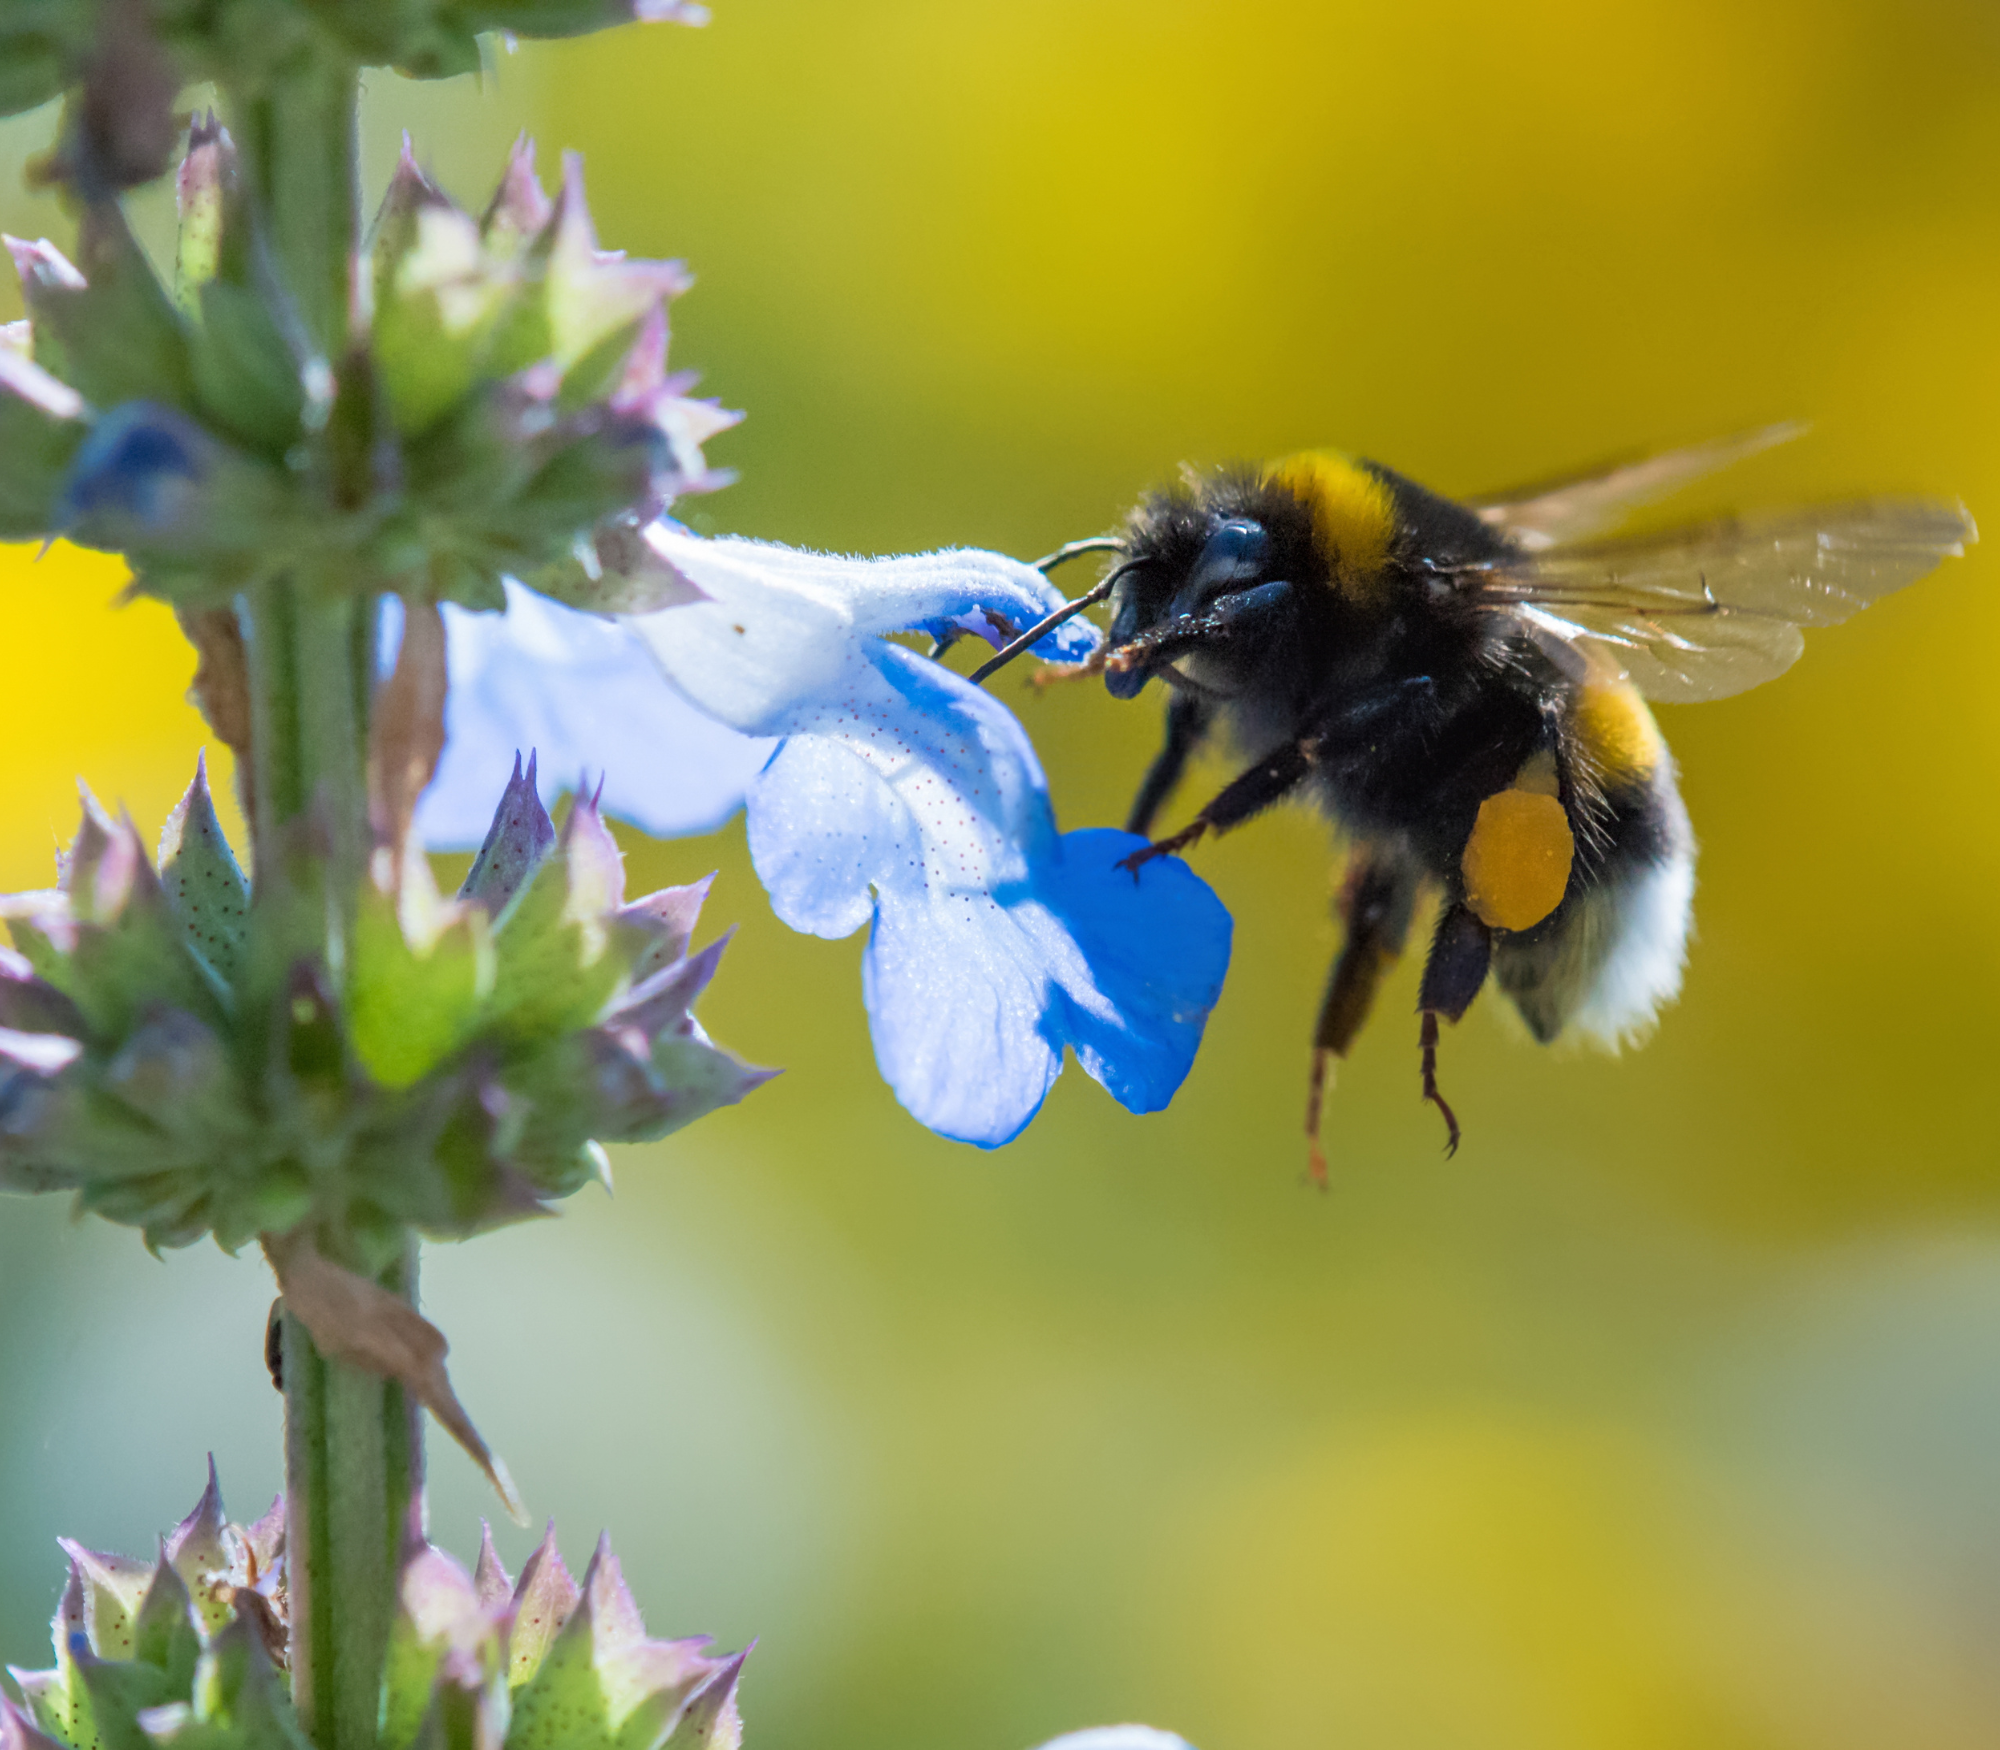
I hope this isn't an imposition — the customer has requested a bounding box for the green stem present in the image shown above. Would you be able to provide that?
[228,52,417,1749]
[229,56,359,362]
[283,1250,423,1750]
[241,580,372,903]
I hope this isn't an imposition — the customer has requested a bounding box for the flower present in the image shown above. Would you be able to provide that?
[402,582,774,847]
[1031,1733,1198,1750]
[422,534,1234,1147]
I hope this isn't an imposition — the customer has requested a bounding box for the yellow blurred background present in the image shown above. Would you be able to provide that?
[6,1,2000,1746]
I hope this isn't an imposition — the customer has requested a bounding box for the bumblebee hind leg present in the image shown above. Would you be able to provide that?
[1414,902,1495,1156]
[1305,853,1419,1184]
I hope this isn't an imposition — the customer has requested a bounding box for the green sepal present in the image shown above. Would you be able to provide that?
[173,118,230,316]
[71,1647,175,1750]
[16,214,196,416]
[480,806,638,1047]
[52,797,223,1038]
[371,159,536,438]
[458,754,558,918]
[129,1560,204,1697]
[186,281,308,459]
[157,756,249,988]
[142,1621,313,1750]
[639,1032,774,1144]
[380,1545,505,1750]
[499,1535,721,1750]
[0,381,87,539]
[348,882,491,1090]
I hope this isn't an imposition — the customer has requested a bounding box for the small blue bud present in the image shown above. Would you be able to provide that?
[56,401,211,530]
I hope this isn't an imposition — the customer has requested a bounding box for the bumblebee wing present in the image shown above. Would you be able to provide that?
[1471,424,1805,549]
[1465,500,1975,702]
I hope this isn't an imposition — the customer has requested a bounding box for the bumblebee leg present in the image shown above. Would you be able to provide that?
[1127,693,1211,836]
[1417,1013,1459,1156]
[1116,733,1315,875]
[1414,902,1493,1157]
[1305,856,1419,1185]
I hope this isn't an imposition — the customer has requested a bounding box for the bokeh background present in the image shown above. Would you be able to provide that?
[6,1,2000,1746]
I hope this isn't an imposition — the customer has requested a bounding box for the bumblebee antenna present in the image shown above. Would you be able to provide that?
[1033,536,1125,574]
[969,556,1152,686]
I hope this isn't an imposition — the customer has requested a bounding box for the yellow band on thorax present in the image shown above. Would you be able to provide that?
[1263,451,1397,595]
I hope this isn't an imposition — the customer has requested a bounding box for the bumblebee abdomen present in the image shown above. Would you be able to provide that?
[1490,686,1695,1047]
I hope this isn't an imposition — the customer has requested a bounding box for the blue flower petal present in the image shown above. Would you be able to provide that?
[743,643,1227,1146]
[1034,828,1233,1114]
[438,529,1236,1145]
[861,882,1067,1145]
[405,581,776,848]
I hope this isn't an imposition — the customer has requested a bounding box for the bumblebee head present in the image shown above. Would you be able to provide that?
[1103,516,1273,697]
[966,458,1371,693]
[1094,466,1341,699]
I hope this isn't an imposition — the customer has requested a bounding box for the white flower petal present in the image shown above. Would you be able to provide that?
[1031,1731,1198,1750]
[631,530,1098,738]
[412,581,774,847]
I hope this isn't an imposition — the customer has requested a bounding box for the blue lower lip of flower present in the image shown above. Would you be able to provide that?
[861,826,1232,1146]
[747,643,1231,1147]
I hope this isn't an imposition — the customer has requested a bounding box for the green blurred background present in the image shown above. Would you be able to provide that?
[6,1,2000,1745]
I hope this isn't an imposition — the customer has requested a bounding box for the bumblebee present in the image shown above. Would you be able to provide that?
[975,429,1974,1175]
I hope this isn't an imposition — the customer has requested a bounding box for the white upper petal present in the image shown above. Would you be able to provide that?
[412,582,774,847]
[629,530,1099,736]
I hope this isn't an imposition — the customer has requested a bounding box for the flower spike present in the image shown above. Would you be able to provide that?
[3,751,768,1265]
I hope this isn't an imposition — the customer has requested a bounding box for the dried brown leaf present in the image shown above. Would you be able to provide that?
[262,1230,526,1524]
[178,604,253,804]
[368,598,449,870]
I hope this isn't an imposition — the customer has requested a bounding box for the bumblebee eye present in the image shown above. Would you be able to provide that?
[1169,518,1269,620]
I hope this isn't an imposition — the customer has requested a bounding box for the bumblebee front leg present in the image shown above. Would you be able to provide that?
[1413,902,1494,1156]
[1127,693,1211,836]
[1115,733,1315,874]
[1305,855,1419,1185]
